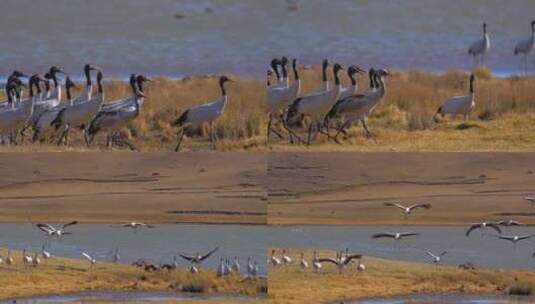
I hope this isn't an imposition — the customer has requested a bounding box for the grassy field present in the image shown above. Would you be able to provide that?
[268,249,535,304]
[0,248,266,301]
[2,67,535,152]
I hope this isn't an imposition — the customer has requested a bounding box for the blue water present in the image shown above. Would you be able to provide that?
[0,0,534,80]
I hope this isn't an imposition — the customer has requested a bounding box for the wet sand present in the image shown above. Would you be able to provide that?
[0,152,266,224]
[268,153,535,225]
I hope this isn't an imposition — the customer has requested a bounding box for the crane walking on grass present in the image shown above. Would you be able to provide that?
[434,74,476,122]
[173,76,233,151]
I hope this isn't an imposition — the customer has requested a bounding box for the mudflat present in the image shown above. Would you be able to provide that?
[0,152,266,224]
[268,153,535,225]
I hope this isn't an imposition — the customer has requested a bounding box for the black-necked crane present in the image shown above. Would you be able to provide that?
[36,221,78,245]
[384,202,432,217]
[312,251,322,273]
[317,251,362,273]
[232,256,240,273]
[32,252,41,266]
[372,232,420,248]
[27,67,65,131]
[270,249,282,266]
[6,249,14,266]
[49,65,100,142]
[82,252,97,270]
[177,247,219,273]
[32,76,78,142]
[85,74,150,151]
[468,22,491,67]
[267,58,302,143]
[0,76,37,144]
[496,219,524,227]
[217,257,226,277]
[328,68,390,142]
[116,222,155,233]
[514,20,535,75]
[22,249,33,266]
[286,62,344,145]
[300,252,308,270]
[324,65,366,133]
[465,222,501,237]
[493,234,534,250]
[41,244,51,261]
[173,75,233,151]
[282,249,292,265]
[426,250,447,265]
[434,74,476,122]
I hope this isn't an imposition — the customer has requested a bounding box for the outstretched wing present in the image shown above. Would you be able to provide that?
[62,221,78,229]
[200,247,219,261]
[517,234,535,241]
[177,253,196,262]
[439,251,447,256]
[81,252,93,261]
[465,224,481,237]
[409,203,431,211]
[400,232,420,238]
[343,254,363,264]
[384,202,406,210]
[372,233,395,239]
[487,223,502,234]
[36,223,55,234]
[426,251,438,259]
[317,258,338,265]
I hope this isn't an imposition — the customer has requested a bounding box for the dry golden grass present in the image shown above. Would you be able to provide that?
[0,248,266,301]
[268,248,535,304]
[2,67,535,151]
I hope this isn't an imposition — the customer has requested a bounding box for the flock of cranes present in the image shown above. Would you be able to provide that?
[1,65,150,150]
[0,220,261,279]
[0,20,532,150]
[271,197,535,275]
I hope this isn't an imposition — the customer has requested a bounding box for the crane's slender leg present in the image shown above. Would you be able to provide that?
[210,122,216,150]
[266,115,273,144]
[174,128,185,152]
[362,119,374,139]
[306,122,313,146]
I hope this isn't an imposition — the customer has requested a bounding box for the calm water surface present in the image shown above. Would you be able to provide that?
[355,294,534,304]
[0,0,534,78]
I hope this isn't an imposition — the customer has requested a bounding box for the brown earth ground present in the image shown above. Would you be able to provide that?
[268,249,535,304]
[0,249,266,302]
[268,152,535,225]
[0,152,266,224]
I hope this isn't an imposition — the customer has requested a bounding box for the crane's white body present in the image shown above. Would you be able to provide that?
[182,96,227,128]
[58,91,104,129]
[438,94,475,117]
[89,96,143,133]
[0,96,35,133]
[267,79,301,113]
[291,84,341,122]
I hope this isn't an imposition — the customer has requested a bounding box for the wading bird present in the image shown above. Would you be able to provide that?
[271,249,282,266]
[426,250,447,265]
[81,252,97,270]
[286,62,344,145]
[312,251,322,273]
[116,222,155,232]
[317,251,362,273]
[493,234,534,250]
[177,247,219,272]
[384,202,432,216]
[36,221,78,240]
[468,22,490,67]
[300,252,308,270]
[465,222,501,237]
[434,74,476,121]
[514,20,535,74]
[173,76,233,151]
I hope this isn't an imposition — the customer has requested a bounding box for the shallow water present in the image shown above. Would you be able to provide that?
[355,294,533,304]
[0,291,260,304]
[268,225,535,270]
[0,223,268,275]
[0,0,534,79]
